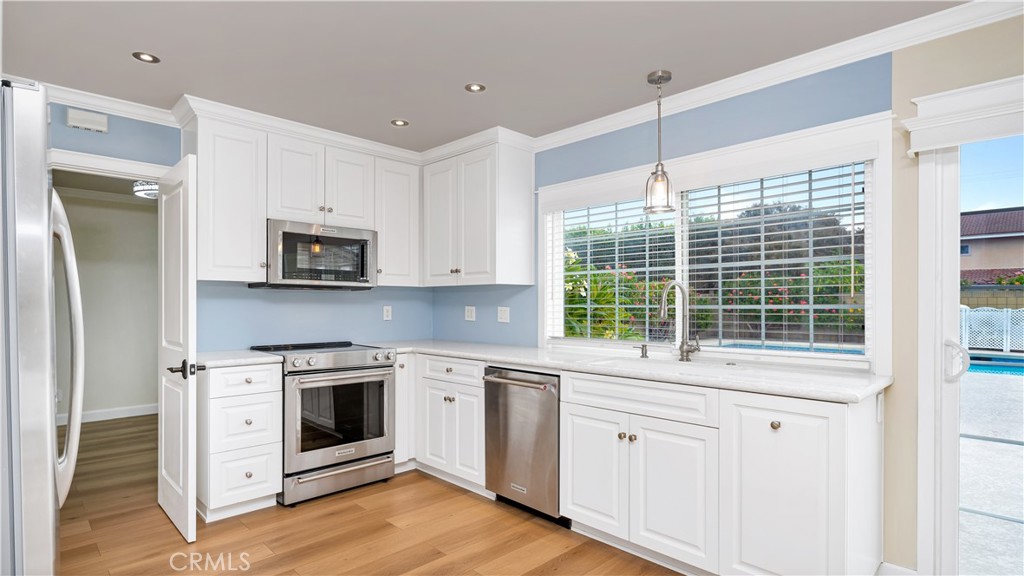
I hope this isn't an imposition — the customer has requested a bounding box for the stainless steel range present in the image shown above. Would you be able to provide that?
[251,341,396,505]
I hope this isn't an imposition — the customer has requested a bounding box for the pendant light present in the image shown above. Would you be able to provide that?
[644,70,674,214]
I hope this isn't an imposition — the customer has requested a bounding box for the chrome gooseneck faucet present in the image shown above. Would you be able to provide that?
[658,280,701,362]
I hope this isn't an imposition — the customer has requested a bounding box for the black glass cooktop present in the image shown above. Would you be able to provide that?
[251,341,357,352]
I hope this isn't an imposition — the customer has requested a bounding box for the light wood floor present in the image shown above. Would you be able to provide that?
[59,415,671,575]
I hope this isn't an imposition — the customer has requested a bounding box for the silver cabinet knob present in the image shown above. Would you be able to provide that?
[307,357,317,367]
[327,207,334,213]
[259,262,267,268]
[628,434,638,443]
[449,268,455,274]
[445,367,453,374]
[770,421,782,430]
[244,377,253,384]
[617,432,627,440]
[244,418,253,426]
[245,471,253,479]
[319,206,325,212]
[377,268,382,274]
[398,363,405,369]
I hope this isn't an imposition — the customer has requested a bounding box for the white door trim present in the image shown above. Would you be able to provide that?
[47,148,172,181]
[907,75,1024,575]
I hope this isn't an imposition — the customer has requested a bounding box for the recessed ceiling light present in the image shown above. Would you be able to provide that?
[133,180,159,200]
[464,83,486,93]
[132,51,161,64]
[390,119,410,127]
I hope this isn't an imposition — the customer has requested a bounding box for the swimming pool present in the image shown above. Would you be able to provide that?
[968,364,1024,377]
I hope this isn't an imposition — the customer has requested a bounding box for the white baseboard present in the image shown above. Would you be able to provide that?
[56,403,158,426]
[876,561,917,575]
[412,461,495,501]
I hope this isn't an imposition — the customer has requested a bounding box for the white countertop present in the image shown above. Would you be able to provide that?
[196,350,283,368]
[368,340,893,404]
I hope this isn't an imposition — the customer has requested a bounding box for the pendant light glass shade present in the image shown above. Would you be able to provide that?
[643,70,674,214]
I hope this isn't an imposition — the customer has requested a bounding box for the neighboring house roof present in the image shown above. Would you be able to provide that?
[961,267,1024,285]
[961,207,1024,237]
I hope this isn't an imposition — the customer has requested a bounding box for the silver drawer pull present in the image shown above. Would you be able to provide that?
[244,418,253,426]
[245,471,253,479]
[445,367,453,373]
[482,375,548,391]
[628,434,638,443]
[398,363,405,369]
[244,377,253,384]
[770,421,782,430]
[295,455,394,484]
[617,432,627,440]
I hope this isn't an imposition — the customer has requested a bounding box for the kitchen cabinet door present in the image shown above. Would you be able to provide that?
[394,355,414,464]
[422,158,458,286]
[196,118,267,282]
[719,391,845,576]
[560,402,630,539]
[324,147,375,229]
[267,133,324,225]
[457,145,496,284]
[417,379,450,470]
[629,414,718,573]
[450,382,485,486]
[375,159,420,286]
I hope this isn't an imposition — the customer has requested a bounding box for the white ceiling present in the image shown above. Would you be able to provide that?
[4,1,959,152]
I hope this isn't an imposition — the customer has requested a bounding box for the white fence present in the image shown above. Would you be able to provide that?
[960,306,1024,352]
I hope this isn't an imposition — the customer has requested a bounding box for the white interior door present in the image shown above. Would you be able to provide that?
[157,155,198,543]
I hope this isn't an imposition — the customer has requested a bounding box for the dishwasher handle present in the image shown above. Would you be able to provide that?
[482,374,548,391]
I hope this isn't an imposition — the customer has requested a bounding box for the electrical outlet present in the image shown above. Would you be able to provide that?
[497,306,510,323]
[465,306,476,321]
[383,305,392,321]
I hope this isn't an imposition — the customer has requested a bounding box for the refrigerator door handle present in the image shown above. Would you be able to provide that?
[52,191,85,507]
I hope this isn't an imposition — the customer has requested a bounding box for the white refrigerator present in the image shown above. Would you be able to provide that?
[1,78,85,574]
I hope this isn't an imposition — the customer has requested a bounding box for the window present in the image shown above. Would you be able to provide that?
[960,243,971,255]
[545,162,869,356]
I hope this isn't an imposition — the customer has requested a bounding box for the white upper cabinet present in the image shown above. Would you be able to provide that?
[267,134,375,229]
[267,133,324,224]
[422,141,534,287]
[193,118,268,282]
[375,159,421,287]
[325,147,375,229]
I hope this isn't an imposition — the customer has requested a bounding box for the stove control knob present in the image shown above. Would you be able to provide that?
[386,351,396,361]
[307,357,317,367]
[292,358,303,368]
[374,352,384,361]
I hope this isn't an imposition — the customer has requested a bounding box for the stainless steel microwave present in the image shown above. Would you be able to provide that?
[251,219,377,290]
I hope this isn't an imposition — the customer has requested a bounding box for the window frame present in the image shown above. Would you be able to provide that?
[537,112,893,372]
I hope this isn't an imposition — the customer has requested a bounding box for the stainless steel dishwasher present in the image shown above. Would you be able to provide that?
[484,366,560,518]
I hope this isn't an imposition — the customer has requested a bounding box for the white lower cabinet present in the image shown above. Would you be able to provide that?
[719,390,881,576]
[197,362,283,522]
[415,356,486,486]
[561,402,719,572]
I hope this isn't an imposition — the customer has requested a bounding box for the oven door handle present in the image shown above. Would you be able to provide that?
[295,454,394,484]
[294,370,393,388]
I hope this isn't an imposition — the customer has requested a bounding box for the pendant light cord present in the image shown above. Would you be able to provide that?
[656,83,663,166]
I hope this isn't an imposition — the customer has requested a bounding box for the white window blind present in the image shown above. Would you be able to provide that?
[544,161,869,355]
[686,162,868,354]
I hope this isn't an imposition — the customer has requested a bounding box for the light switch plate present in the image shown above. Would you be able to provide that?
[497,306,510,323]
[383,305,392,321]
[465,306,476,321]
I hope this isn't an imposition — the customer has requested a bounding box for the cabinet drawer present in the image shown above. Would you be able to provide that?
[207,443,283,509]
[208,364,282,398]
[421,355,485,387]
[562,371,718,428]
[209,392,282,453]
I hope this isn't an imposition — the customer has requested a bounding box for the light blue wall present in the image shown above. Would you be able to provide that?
[432,285,539,347]
[48,103,181,166]
[535,54,892,187]
[197,282,435,351]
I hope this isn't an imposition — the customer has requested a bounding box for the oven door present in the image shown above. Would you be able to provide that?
[284,367,395,474]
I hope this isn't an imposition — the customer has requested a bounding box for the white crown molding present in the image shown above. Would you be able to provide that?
[902,75,1024,156]
[47,149,171,180]
[419,126,534,164]
[532,1,1023,153]
[55,187,156,207]
[174,94,422,165]
[45,83,178,127]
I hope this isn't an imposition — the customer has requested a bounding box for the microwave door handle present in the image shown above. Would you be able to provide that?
[52,191,85,508]
[294,370,393,388]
